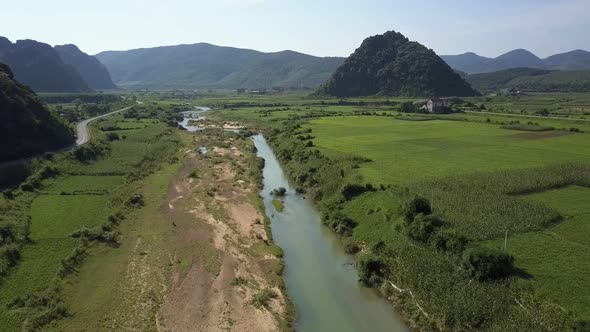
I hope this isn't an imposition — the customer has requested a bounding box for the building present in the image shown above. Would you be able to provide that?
[427,98,445,113]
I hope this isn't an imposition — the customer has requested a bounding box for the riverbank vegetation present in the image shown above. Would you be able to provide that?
[214,91,590,330]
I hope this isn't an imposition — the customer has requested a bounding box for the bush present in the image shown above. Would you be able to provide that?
[323,212,357,236]
[432,229,470,253]
[250,289,277,309]
[357,254,384,286]
[343,237,359,254]
[106,132,120,141]
[341,183,367,200]
[462,247,515,281]
[406,213,444,242]
[403,196,432,224]
[271,187,287,196]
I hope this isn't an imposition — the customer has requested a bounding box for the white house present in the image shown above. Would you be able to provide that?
[427,98,445,113]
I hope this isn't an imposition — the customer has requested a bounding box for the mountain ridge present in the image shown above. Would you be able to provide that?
[441,49,590,74]
[95,43,345,89]
[0,37,91,92]
[55,44,117,90]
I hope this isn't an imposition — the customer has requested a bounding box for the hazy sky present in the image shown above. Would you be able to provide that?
[2,0,589,57]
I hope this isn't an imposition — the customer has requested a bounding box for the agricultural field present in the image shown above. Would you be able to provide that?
[307,116,590,184]
[214,91,590,330]
[0,105,183,331]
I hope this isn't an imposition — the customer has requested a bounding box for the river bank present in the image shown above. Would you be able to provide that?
[157,129,292,331]
[253,134,409,331]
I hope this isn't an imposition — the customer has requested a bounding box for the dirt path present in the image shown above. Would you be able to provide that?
[157,134,289,332]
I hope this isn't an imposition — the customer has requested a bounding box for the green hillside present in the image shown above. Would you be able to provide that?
[468,68,590,93]
[96,44,344,89]
[0,63,74,162]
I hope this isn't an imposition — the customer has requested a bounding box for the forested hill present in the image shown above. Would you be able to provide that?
[316,31,479,97]
[55,44,117,90]
[95,43,344,89]
[0,37,91,93]
[0,63,74,162]
[467,67,590,93]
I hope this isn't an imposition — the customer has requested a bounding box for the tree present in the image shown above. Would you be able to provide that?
[462,247,515,281]
[406,213,444,242]
[403,196,432,224]
[400,102,417,113]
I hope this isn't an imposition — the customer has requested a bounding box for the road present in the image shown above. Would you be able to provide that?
[75,106,131,145]
[0,105,132,167]
[464,110,590,122]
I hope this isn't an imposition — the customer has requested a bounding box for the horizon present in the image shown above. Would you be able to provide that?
[2,34,589,60]
[3,0,589,58]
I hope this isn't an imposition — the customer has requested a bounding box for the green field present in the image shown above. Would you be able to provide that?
[0,105,182,331]
[307,116,590,185]
[215,91,590,330]
[484,186,590,320]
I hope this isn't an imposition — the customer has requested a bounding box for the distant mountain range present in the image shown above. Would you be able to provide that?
[0,37,116,92]
[317,31,478,97]
[466,67,590,93]
[95,43,344,89]
[441,49,590,74]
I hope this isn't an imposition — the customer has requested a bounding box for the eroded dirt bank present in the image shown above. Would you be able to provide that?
[157,130,290,332]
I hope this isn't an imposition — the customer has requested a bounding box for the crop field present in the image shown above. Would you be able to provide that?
[482,186,590,320]
[465,92,590,117]
[307,116,590,185]
[0,108,182,330]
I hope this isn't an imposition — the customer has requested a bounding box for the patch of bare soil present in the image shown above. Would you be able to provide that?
[158,136,287,332]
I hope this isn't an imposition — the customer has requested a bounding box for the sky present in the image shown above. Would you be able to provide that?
[1,0,589,58]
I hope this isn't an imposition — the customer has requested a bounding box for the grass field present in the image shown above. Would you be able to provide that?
[484,186,590,321]
[307,116,590,185]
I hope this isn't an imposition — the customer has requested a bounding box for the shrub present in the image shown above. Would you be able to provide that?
[341,183,367,200]
[357,254,384,286]
[323,212,357,236]
[406,213,444,242]
[250,289,277,309]
[462,247,515,281]
[271,187,287,196]
[106,132,120,141]
[403,196,432,224]
[432,229,470,253]
[127,193,145,207]
[343,237,359,254]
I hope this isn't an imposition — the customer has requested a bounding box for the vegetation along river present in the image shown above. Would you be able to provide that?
[253,134,409,332]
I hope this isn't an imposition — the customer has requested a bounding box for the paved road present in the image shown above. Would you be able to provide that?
[464,110,590,122]
[1,105,132,167]
[75,106,131,145]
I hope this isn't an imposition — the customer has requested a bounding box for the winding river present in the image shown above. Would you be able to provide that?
[253,134,409,332]
[180,109,408,331]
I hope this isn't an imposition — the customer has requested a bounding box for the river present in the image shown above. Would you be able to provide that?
[253,134,409,332]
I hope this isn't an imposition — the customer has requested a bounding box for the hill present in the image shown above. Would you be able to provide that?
[467,67,590,93]
[316,31,479,97]
[0,37,91,93]
[54,44,117,90]
[544,50,590,71]
[95,43,344,89]
[0,63,74,162]
[442,49,590,74]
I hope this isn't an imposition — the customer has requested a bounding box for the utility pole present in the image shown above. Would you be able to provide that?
[504,230,509,250]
